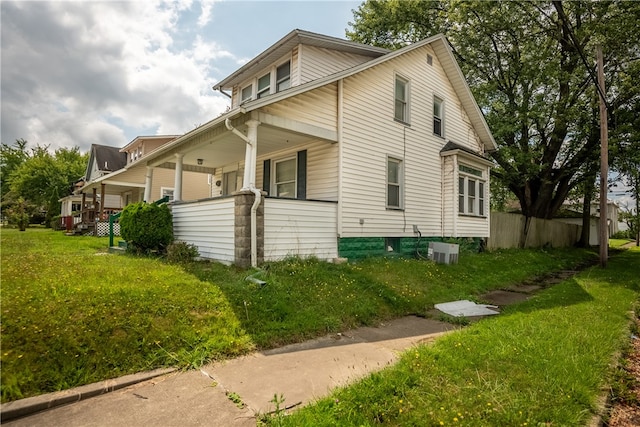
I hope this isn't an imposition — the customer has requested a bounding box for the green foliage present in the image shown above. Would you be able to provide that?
[1,140,87,225]
[273,251,640,426]
[1,230,603,403]
[5,197,31,231]
[120,202,174,253]
[165,241,200,263]
[348,0,640,220]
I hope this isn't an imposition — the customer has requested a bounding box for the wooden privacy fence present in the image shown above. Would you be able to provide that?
[488,212,581,249]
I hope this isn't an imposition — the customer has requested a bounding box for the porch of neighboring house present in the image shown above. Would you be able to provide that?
[67,185,123,236]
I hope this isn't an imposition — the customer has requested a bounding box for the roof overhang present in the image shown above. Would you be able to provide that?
[213,29,389,91]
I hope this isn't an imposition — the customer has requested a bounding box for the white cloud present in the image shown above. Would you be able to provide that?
[0,0,230,153]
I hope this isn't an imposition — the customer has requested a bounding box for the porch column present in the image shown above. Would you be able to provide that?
[99,183,106,220]
[92,188,97,236]
[143,166,153,202]
[81,192,87,223]
[241,120,261,190]
[173,153,184,202]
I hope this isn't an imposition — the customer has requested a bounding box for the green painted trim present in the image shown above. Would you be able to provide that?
[338,236,483,260]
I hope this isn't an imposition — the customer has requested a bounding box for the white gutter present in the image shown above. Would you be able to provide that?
[337,79,344,238]
[225,118,262,268]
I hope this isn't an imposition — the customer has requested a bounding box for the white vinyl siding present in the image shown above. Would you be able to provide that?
[171,198,235,263]
[261,83,338,131]
[299,45,379,84]
[264,198,338,261]
[339,44,488,238]
[255,139,339,201]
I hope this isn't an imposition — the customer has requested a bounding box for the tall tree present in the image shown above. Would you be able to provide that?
[4,142,87,226]
[348,0,640,220]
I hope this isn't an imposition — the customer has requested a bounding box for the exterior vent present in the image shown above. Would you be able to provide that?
[427,54,433,65]
[428,242,459,264]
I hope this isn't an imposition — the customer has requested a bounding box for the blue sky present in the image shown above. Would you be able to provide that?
[1,0,360,152]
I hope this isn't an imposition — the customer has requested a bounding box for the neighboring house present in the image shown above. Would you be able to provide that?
[130,29,497,266]
[72,136,212,234]
[555,199,620,245]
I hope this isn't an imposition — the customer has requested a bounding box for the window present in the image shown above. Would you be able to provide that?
[241,84,253,103]
[161,188,174,202]
[223,170,237,196]
[458,165,485,216]
[433,96,443,137]
[394,76,409,123]
[274,158,296,198]
[257,73,271,99]
[387,157,403,209]
[276,61,291,92]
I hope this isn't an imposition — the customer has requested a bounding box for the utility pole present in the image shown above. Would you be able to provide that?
[597,45,608,268]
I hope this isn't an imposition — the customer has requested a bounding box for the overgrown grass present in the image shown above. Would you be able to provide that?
[610,238,633,248]
[1,229,253,402]
[267,247,640,426]
[1,229,599,403]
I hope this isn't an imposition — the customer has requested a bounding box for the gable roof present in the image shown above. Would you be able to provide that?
[213,29,390,91]
[231,33,496,151]
[140,32,496,167]
[85,144,127,180]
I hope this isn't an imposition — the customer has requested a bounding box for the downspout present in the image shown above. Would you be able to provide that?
[337,79,344,239]
[225,118,261,268]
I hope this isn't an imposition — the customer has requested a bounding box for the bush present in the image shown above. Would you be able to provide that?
[166,241,200,263]
[611,230,632,239]
[120,202,173,253]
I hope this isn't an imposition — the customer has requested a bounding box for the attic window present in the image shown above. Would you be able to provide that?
[257,73,270,99]
[241,84,253,103]
[427,54,433,66]
[433,96,444,137]
[276,61,291,92]
[394,75,409,123]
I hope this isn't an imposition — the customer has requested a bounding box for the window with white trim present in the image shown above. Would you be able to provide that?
[161,187,174,202]
[276,61,291,92]
[222,170,238,196]
[433,96,444,137]
[458,165,485,216]
[257,73,270,99]
[394,75,409,123]
[387,157,403,209]
[274,157,296,198]
[241,84,253,103]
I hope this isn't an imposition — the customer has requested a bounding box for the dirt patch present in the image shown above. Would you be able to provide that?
[604,315,640,426]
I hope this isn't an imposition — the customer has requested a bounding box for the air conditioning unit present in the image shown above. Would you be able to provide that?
[428,242,459,264]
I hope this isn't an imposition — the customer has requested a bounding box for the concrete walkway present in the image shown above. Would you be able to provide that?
[2,316,456,427]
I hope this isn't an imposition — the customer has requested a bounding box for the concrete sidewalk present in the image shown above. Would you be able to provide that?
[1,316,456,427]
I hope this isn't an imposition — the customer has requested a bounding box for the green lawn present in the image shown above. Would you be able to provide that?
[0,228,611,404]
[267,247,640,426]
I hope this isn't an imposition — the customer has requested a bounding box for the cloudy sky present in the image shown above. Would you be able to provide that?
[1,0,360,153]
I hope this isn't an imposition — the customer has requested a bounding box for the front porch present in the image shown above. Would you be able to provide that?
[171,194,338,266]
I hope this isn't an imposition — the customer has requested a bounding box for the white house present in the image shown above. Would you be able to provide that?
[132,29,496,266]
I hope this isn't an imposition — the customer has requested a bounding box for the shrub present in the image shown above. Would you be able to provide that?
[166,241,199,263]
[120,202,173,253]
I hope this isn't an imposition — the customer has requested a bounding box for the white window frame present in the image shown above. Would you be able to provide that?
[433,96,444,137]
[272,157,297,198]
[386,156,404,209]
[458,165,486,217]
[161,187,174,202]
[276,60,291,92]
[240,84,253,103]
[222,170,238,196]
[257,72,271,99]
[394,74,410,123]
